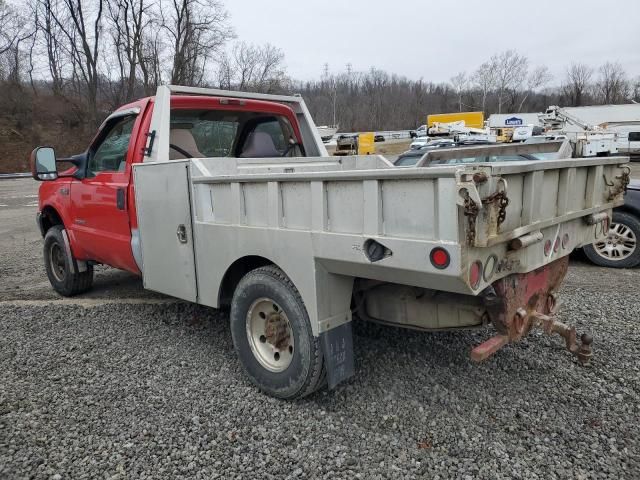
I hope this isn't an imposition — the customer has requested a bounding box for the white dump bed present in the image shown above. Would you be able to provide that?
[133,151,627,335]
[131,85,628,335]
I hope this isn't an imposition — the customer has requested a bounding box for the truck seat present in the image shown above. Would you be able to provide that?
[169,129,205,159]
[239,132,280,158]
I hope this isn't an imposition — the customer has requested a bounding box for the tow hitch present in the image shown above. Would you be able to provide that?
[471,256,593,365]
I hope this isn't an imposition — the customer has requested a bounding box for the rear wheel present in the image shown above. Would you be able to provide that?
[43,225,94,296]
[584,211,640,268]
[230,265,325,399]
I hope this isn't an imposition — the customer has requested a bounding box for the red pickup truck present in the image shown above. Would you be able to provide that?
[33,94,306,295]
[31,86,627,399]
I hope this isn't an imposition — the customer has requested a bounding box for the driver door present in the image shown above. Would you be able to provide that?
[70,114,138,272]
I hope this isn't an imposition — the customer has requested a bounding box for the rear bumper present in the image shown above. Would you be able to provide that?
[471,256,593,365]
[485,256,569,340]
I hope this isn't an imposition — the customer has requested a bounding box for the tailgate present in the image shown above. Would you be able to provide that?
[460,157,629,248]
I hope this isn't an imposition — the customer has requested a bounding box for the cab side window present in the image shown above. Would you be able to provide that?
[88,116,136,176]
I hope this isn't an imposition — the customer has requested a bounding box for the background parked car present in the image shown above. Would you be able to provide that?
[583,180,640,268]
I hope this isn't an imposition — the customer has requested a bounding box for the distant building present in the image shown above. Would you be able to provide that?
[488,113,541,128]
[560,104,640,133]
[489,104,640,131]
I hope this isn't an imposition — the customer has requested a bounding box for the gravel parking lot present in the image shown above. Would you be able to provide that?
[1,178,639,479]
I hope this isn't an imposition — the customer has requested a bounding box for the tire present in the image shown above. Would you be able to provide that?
[230,265,325,399]
[583,211,640,268]
[43,225,94,296]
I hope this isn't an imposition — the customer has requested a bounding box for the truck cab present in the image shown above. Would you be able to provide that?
[34,94,309,294]
[414,124,428,137]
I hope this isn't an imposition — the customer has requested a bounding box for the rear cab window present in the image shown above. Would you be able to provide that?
[168,109,302,160]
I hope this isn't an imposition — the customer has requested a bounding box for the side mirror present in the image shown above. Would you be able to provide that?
[30,147,58,181]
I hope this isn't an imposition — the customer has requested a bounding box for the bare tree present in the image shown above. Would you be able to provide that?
[162,0,234,86]
[216,51,234,90]
[33,0,68,95]
[252,44,287,93]
[597,62,628,104]
[472,60,497,114]
[450,71,467,112]
[410,78,429,127]
[43,0,104,124]
[218,41,287,93]
[562,63,592,106]
[105,0,154,104]
[631,76,640,103]
[492,50,528,113]
[138,27,164,95]
[495,50,529,113]
[0,1,36,87]
[517,65,553,112]
[0,0,22,55]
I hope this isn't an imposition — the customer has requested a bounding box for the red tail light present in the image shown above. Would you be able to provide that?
[469,261,482,289]
[544,239,552,256]
[429,247,450,269]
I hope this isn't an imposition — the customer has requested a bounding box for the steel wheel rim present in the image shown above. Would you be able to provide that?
[246,297,294,372]
[594,222,636,261]
[49,243,66,282]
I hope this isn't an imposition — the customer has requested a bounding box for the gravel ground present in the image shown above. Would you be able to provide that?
[1,178,640,479]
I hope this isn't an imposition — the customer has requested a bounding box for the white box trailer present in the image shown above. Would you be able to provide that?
[132,86,629,399]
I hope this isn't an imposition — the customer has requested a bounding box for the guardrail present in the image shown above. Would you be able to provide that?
[0,172,31,179]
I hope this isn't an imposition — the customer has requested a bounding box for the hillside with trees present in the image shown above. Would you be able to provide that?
[1,0,639,172]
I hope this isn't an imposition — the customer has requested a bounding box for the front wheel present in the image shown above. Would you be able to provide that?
[43,225,94,296]
[583,211,640,268]
[230,265,325,399]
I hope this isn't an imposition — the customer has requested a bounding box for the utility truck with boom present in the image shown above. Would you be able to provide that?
[31,86,629,399]
[428,120,497,143]
[539,106,619,157]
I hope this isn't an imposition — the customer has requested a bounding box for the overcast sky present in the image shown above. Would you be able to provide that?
[225,0,640,85]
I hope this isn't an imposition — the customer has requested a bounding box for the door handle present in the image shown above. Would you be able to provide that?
[176,224,188,243]
[116,188,126,210]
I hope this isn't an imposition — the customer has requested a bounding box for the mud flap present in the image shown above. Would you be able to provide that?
[320,322,355,389]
